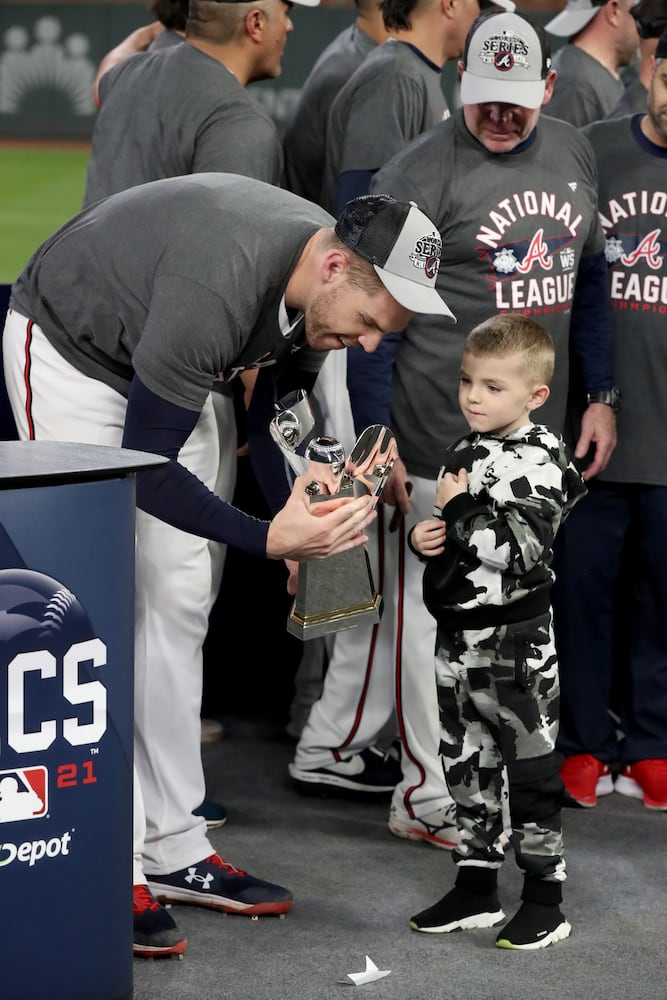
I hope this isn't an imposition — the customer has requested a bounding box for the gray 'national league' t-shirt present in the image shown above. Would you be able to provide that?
[584,114,667,485]
[371,110,605,479]
[83,43,283,207]
[322,38,448,212]
[12,174,332,411]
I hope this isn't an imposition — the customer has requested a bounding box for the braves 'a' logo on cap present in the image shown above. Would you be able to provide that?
[480,29,531,73]
[494,51,514,71]
[425,257,439,280]
[410,232,442,276]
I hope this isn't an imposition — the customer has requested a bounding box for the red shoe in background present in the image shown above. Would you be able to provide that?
[560,754,614,807]
[615,759,667,810]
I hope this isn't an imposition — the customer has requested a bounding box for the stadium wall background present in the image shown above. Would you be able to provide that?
[0,0,565,141]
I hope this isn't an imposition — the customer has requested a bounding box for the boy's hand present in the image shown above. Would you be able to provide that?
[436,469,468,509]
[411,518,446,557]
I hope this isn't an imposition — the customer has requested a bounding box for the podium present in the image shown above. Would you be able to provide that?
[0,441,166,1000]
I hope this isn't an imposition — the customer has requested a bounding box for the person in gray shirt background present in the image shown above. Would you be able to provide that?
[282,0,389,205]
[84,0,321,206]
[608,0,667,117]
[545,0,639,126]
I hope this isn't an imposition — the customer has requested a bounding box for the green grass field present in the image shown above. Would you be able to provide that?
[0,146,90,284]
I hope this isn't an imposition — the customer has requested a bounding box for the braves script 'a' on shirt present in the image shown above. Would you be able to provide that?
[83,43,283,207]
[420,424,586,629]
[371,110,605,480]
[12,174,330,409]
[547,45,625,128]
[584,114,667,485]
[321,38,448,213]
[283,23,377,205]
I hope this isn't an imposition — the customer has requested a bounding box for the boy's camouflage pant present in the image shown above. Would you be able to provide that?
[435,611,565,884]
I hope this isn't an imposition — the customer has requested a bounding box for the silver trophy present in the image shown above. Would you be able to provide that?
[270,390,397,640]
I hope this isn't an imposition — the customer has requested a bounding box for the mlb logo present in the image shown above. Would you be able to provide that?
[0,766,48,823]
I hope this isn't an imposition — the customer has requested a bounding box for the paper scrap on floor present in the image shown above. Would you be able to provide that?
[338,955,391,986]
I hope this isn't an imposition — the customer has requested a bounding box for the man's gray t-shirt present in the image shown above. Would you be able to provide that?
[150,27,182,50]
[83,44,283,207]
[584,115,667,485]
[547,45,624,127]
[322,39,447,212]
[12,174,332,411]
[371,111,604,479]
[607,76,648,119]
[283,23,377,205]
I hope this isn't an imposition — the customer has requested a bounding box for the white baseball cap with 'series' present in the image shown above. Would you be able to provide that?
[460,10,552,110]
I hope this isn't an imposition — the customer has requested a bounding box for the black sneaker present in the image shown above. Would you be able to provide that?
[410,887,505,934]
[496,901,572,950]
[193,797,227,830]
[287,746,401,799]
[133,884,187,959]
[147,853,293,917]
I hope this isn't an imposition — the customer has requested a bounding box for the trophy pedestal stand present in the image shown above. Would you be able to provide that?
[287,547,383,640]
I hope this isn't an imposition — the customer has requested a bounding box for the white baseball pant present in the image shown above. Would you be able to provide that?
[3,310,236,876]
[296,351,451,819]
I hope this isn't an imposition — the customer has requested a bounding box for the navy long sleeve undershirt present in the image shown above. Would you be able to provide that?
[122,376,269,559]
[569,250,615,393]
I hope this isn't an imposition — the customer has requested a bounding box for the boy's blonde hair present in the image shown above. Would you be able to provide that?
[464,314,555,385]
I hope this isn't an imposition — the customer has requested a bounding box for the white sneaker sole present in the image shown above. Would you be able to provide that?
[496,919,572,950]
[288,762,396,793]
[566,772,614,807]
[147,881,293,915]
[388,818,458,851]
[615,774,667,810]
[411,909,505,934]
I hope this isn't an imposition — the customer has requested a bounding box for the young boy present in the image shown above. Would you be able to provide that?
[407,314,586,950]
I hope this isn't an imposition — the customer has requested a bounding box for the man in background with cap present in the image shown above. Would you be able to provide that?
[553,26,667,813]
[3,179,452,958]
[319,8,615,946]
[608,0,667,115]
[545,0,639,126]
[321,0,512,216]
[286,0,515,835]
[279,0,390,752]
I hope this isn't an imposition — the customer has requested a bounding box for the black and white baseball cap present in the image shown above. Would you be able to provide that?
[335,195,455,319]
[545,0,607,38]
[460,10,552,109]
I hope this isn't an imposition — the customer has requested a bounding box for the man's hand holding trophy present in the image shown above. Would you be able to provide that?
[270,389,397,640]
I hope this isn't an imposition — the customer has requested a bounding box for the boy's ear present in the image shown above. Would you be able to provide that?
[528,384,550,411]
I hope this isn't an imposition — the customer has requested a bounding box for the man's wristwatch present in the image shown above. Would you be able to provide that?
[586,387,621,413]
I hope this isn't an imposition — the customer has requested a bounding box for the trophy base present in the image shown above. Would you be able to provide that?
[285,547,384,641]
[287,592,383,641]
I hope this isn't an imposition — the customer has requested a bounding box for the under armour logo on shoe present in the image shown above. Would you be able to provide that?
[185,867,214,889]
